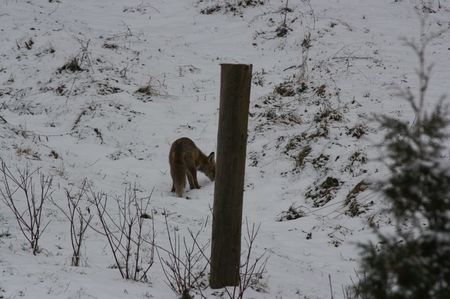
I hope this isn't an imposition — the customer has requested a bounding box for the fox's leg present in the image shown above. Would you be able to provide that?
[191,167,201,189]
[187,167,200,189]
[185,157,200,189]
[170,168,176,192]
[174,176,185,197]
[170,163,185,197]
[186,171,195,189]
[170,169,175,192]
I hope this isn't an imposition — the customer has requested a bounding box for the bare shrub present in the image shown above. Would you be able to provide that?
[0,160,53,255]
[157,217,268,299]
[275,0,292,37]
[157,214,209,299]
[305,176,341,207]
[277,204,306,221]
[134,78,166,102]
[224,222,269,299]
[51,179,92,266]
[90,185,155,281]
[58,38,93,73]
[135,84,157,96]
[298,32,312,83]
[58,57,83,73]
[344,180,370,217]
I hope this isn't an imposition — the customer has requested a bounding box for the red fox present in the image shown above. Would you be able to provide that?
[169,137,215,197]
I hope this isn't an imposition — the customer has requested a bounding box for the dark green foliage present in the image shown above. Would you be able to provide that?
[354,234,450,299]
[377,101,450,232]
[352,112,450,298]
[351,33,450,298]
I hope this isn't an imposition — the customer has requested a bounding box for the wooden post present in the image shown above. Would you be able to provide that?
[210,63,252,288]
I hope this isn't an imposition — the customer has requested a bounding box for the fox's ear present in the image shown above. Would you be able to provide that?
[208,152,215,162]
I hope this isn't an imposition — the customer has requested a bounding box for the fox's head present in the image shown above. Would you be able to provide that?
[199,152,215,181]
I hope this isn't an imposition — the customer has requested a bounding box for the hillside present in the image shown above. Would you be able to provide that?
[0,0,449,298]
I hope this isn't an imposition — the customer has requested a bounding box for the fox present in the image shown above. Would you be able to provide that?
[169,137,215,197]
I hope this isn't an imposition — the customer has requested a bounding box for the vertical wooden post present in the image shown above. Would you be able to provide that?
[210,63,252,288]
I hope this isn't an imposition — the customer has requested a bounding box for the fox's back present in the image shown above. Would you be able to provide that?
[169,137,199,165]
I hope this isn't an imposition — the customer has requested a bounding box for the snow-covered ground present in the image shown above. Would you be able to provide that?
[0,0,449,298]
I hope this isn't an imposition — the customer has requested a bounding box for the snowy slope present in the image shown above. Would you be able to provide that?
[0,0,449,298]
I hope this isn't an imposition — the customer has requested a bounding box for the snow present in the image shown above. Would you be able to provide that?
[0,0,449,298]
